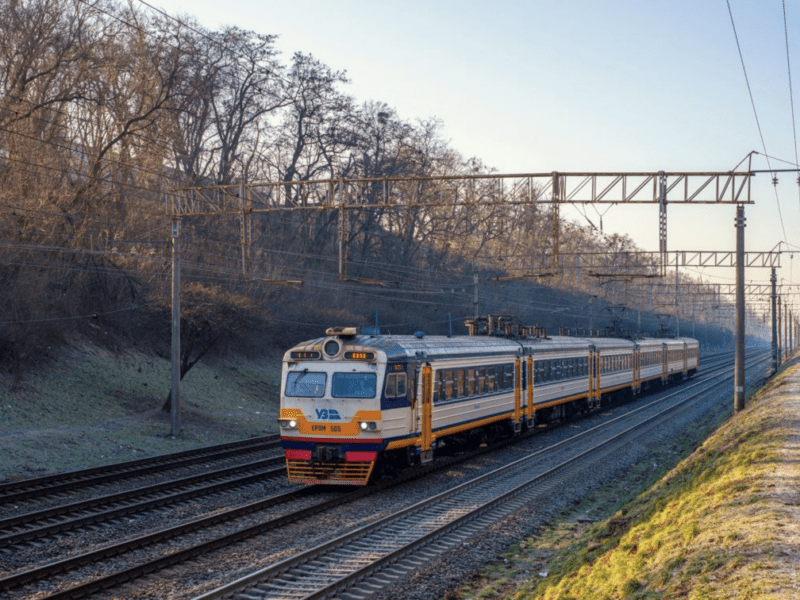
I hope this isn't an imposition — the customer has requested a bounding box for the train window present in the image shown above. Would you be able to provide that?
[456,370,465,398]
[467,369,476,396]
[486,366,496,391]
[285,371,327,397]
[503,364,514,389]
[444,370,454,400]
[332,372,376,398]
[385,373,407,399]
[477,368,486,394]
[433,371,442,403]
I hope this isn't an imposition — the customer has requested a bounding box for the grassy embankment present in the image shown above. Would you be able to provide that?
[0,345,282,480]
[456,362,797,600]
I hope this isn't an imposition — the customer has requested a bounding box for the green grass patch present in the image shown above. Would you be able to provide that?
[0,347,282,478]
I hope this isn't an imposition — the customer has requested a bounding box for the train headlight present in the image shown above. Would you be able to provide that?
[324,339,341,357]
[280,419,298,429]
[360,421,378,431]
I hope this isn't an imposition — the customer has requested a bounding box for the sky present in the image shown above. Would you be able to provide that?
[149,0,800,294]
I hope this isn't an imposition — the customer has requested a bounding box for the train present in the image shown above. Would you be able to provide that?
[278,318,699,485]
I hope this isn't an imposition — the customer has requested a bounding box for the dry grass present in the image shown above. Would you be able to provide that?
[456,362,800,600]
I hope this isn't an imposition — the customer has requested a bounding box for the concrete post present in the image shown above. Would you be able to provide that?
[171,218,181,437]
[772,268,778,374]
[734,206,746,412]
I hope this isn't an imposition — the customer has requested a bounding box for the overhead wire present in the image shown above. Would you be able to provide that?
[726,0,789,247]
[783,0,800,178]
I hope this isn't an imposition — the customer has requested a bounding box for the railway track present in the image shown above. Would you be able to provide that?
[0,456,286,549]
[0,350,763,600]
[0,434,282,506]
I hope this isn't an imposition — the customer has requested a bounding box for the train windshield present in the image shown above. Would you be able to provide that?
[285,371,326,397]
[332,372,377,398]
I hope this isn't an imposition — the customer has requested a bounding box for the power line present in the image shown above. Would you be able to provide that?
[0,303,154,325]
[783,0,800,219]
[726,0,788,246]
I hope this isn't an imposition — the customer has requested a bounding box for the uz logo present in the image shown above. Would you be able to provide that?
[315,409,341,420]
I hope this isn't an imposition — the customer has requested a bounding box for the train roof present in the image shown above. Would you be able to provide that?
[285,333,698,362]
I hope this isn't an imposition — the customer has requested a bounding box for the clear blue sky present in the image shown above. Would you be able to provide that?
[151,0,800,290]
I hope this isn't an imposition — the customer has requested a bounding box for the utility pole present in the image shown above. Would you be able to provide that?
[734,205,746,412]
[171,218,181,437]
[675,251,680,337]
[778,295,783,366]
[659,171,667,276]
[771,268,778,374]
[473,273,480,318]
[784,300,789,360]
[239,181,251,278]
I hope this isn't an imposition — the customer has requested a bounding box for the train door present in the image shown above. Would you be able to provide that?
[420,364,433,463]
[514,358,523,433]
[634,345,640,394]
[526,356,534,425]
[595,352,602,406]
[661,343,668,384]
[589,348,600,408]
[683,342,688,377]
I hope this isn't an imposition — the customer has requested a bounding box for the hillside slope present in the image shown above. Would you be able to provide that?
[0,344,282,480]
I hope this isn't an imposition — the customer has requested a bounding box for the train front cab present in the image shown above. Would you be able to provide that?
[279,331,394,486]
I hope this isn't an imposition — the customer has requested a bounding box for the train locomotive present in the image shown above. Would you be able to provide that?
[278,319,699,485]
